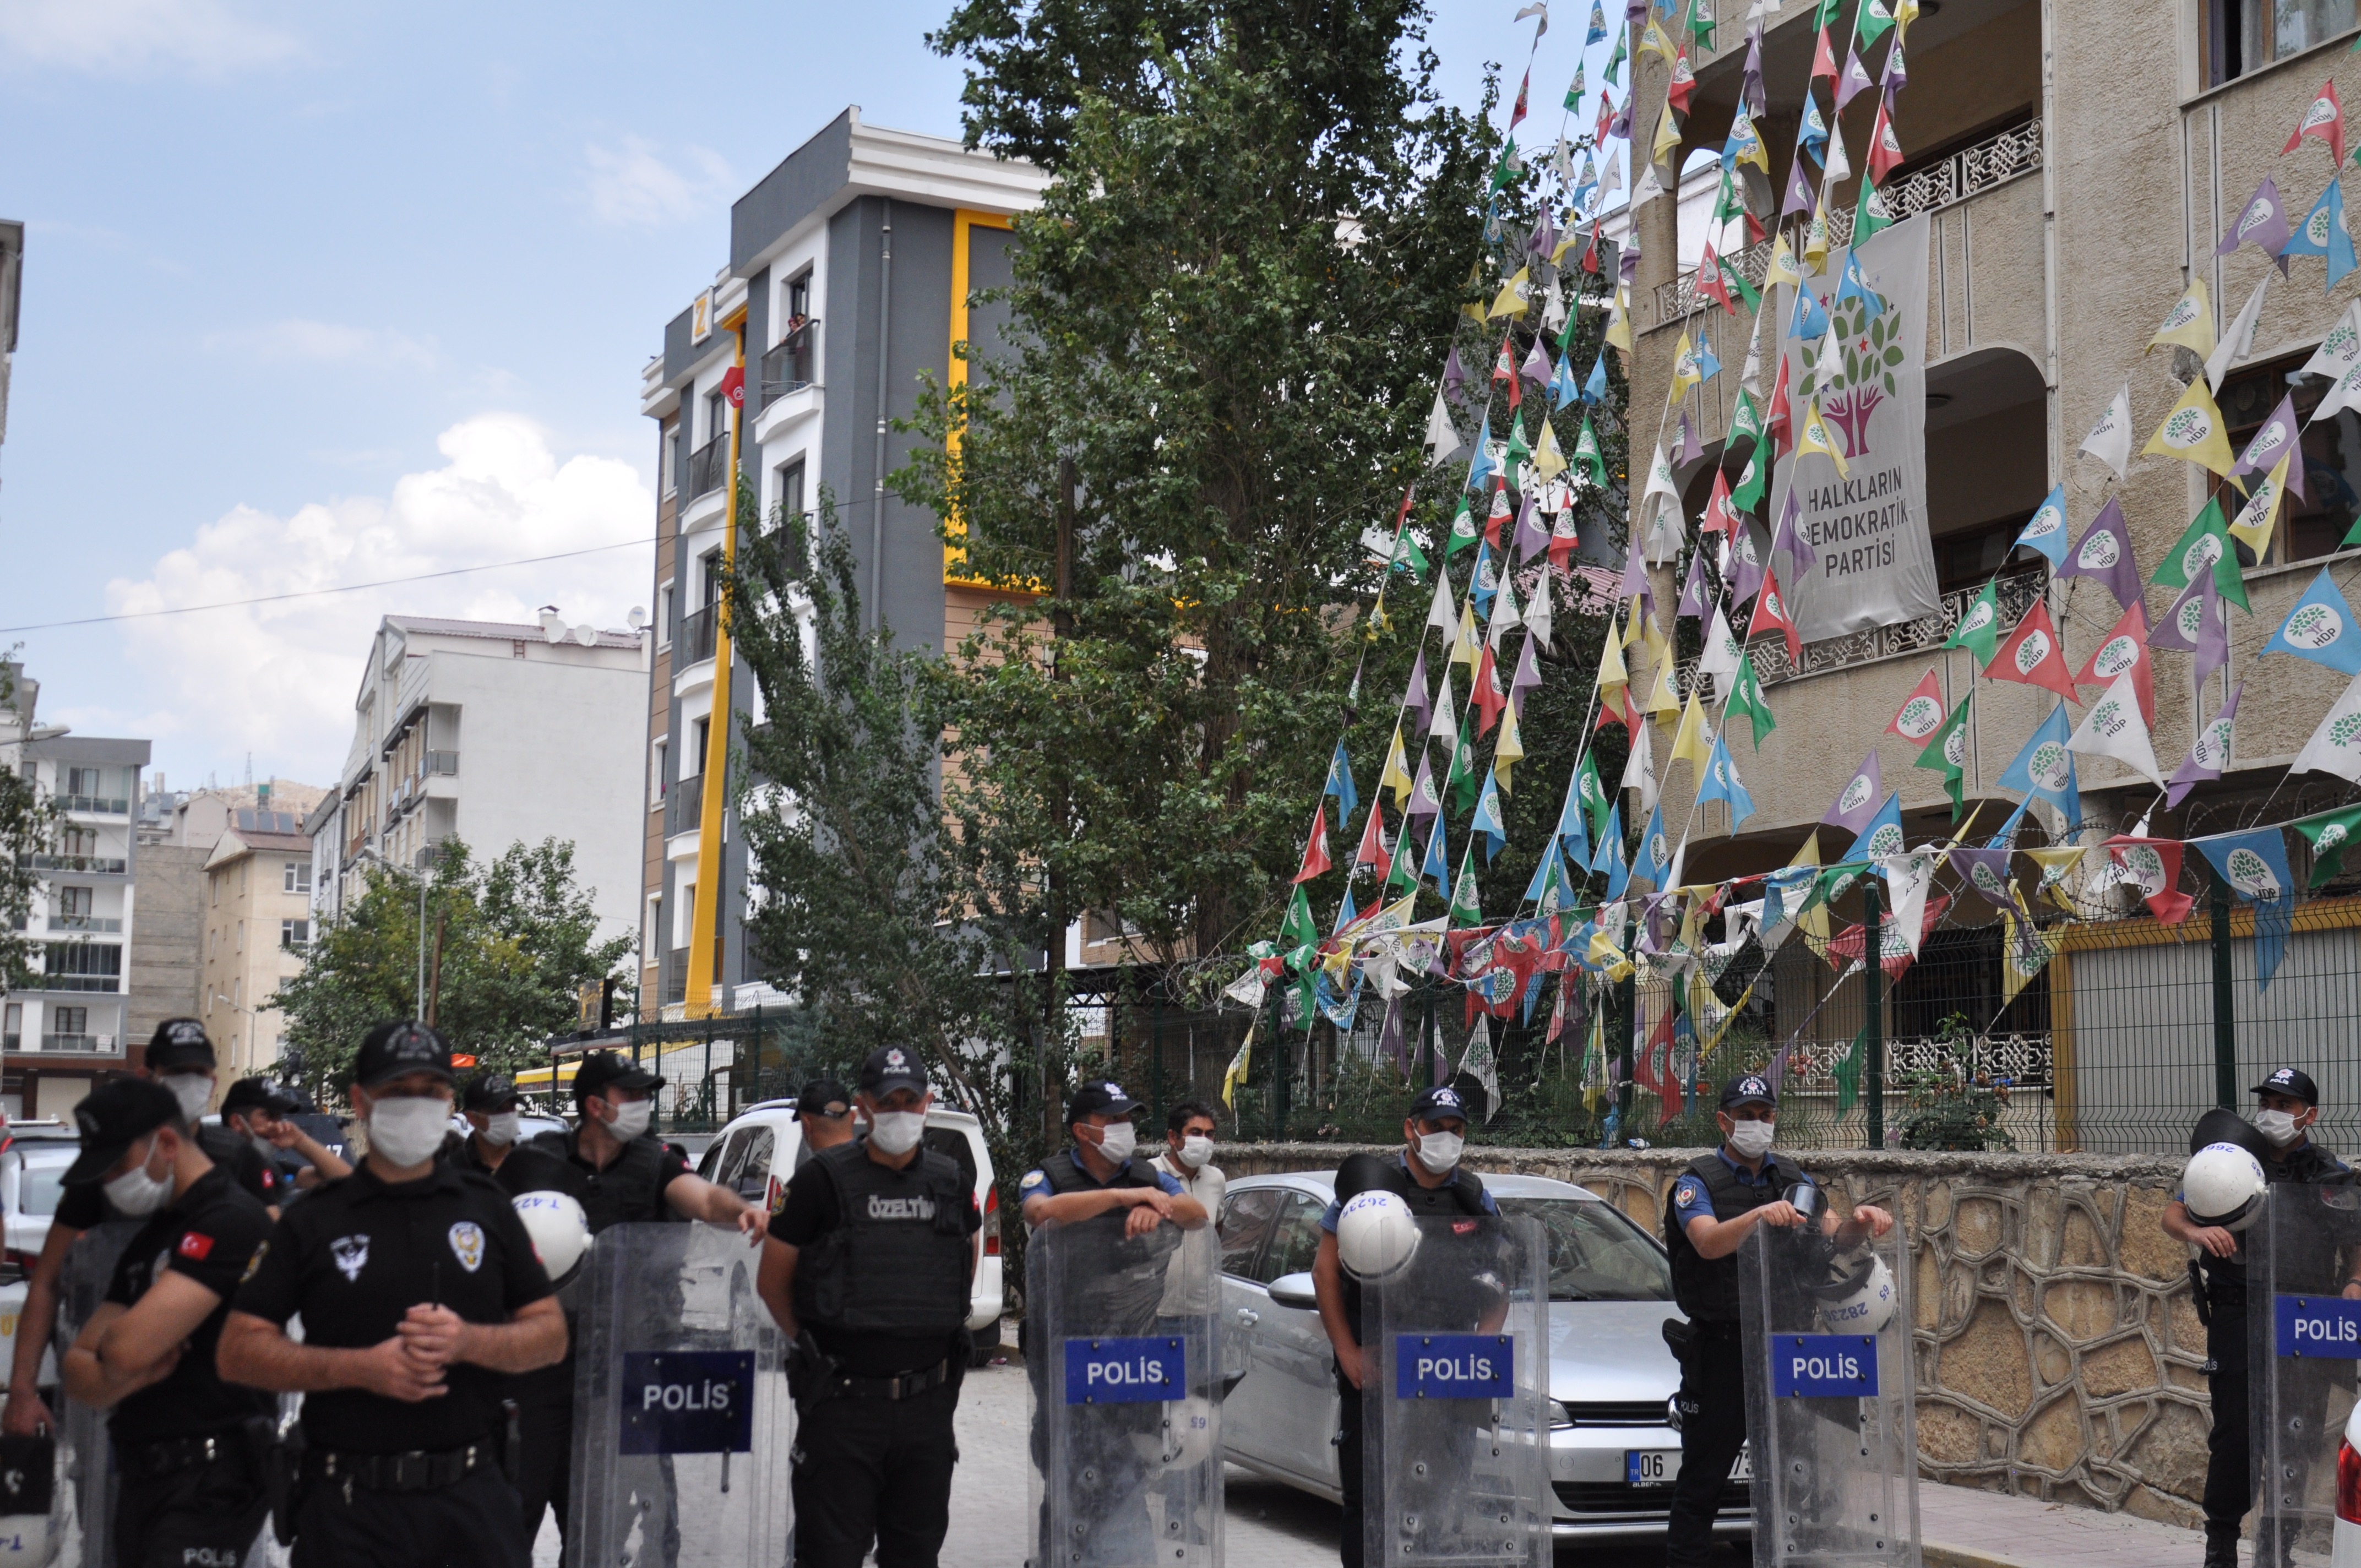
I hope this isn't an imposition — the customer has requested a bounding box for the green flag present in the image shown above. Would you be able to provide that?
[1814,0,1848,29]
[1717,253,1762,311]
[1578,749,1613,845]
[1281,885,1318,950]
[1854,0,1895,43]
[1574,415,1608,484]
[1723,652,1777,750]
[1386,808,1421,895]
[1448,844,1484,928]
[1728,390,1764,453]
[1943,576,2003,666]
[1729,444,1767,513]
[1448,732,1481,815]
[1445,494,1479,558]
[1833,1024,1865,1114]
[1603,29,1626,85]
[1392,528,1432,582]
[2295,804,2361,888]
[1853,177,1895,241]
[1502,411,1533,473]
[1914,693,1973,818]
[2152,496,2251,609]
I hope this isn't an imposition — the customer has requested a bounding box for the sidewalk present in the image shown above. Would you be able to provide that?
[1921,1481,2226,1568]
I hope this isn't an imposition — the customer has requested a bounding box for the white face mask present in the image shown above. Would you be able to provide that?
[1092,1121,1138,1164]
[869,1111,926,1157]
[104,1139,174,1217]
[367,1096,451,1168]
[603,1098,652,1142]
[1177,1135,1214,1170]
[1728,1118,1776,1159]
[2256,1108,2304,1148]
[1413,1129,1464,1174]
[481,1111,521,1147]
[162,1073,215,1124]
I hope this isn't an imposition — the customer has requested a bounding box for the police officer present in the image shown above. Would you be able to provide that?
[755,1046,979,1567]
[447,1072,584,1199]
[2,1019,284,1440]
[219,1021,567,1568]
[791,1075,856,1172]
[1309,1084,1498,1568]
[1661,1075,1894,1568]
[59,1077,277,1568]
[222,1076,353,1195]
[2163,1067,2361,1568]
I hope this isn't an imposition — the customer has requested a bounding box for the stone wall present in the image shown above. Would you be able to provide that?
[1221,1143,2210,1525]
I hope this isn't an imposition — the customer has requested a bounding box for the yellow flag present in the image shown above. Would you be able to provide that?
[1494,700,1526,791]
[1488,265,1532,320]
[1640,17,1678,59]
[1802,205,1831,271]
[1668,330,1702,399]
[1533,419,1568,481]
[1461,262,1489,324]
[2142,374,2237,476]
[2229,453,2291,554]
[1764,230,1801,288]
[1896,0,1919,28]
[1596,608,1630,692]
[1379,723,1413,806]
[1219,1015,1256,1108]
[1451,597,1481,668]
[1624,600,1649,649]
[1604,286,1633,352]
[2024,845,2090,911]
[1652,100,1684,168]
[1582,1012,1606,1109]
[1551,230,1579,265]
[1642,658,1682,720]
[1790,831,1831,951]
[2001,911,2066,1003]
[2146,279,2216,360]
[1669,687,1713,768]
[1588,923,1633,982]
[1727,105,1769,174]
[1797,399,1852,478]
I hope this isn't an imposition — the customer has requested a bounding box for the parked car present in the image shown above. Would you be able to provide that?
[1,1125,81,1274]
[2335,1398,2361,1568]
[1213,1170,1753,1544]
[695,1100,1003,1364]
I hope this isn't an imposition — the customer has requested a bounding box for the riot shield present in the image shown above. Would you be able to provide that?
[569,1222,792,1567]
[1739,1210,1919,1568]
[1027,1216,1222,1568]
[2248,1182,2361,1568]
[1359,1213,1550,1568]
[56,1222,137,1568]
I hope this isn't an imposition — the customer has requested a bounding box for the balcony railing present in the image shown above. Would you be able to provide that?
[759,320,820,409]
[39,1034,118,1054]
[53,794,129,816]
[662,949,689,1006]
[678,605,720,668]
[19,854,127,875]
[1657,119,2042,322]
[1680,564,2048,694]
[425,750,459,776]
[666,771,705,837]
[46,916,122,934]
[39,976,120,993]
[688,434,731,500]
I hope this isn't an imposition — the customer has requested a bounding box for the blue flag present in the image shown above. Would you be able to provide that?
[1523,841,1571,912]
[1554,762,1595,870]
[2261,566,2361,676]
[1836,248,1887,322]
[1634,801,1673,893]
[1421,816,1452,895]
[1854,791,1905,859]
[1598,802,1631,899]
[2012,483,2070,568]
[2283,177,2358,287]
[1788,284,1830,342]
[1998,702,2081,831]
[1694,341,1723,383]
[1324,741,1358,818]
[2193,829,2298,989]
[1332,884,1358,937]
[1586,0,1607,43]
[1466,412,1497,491]
[1550,352,1583,410]
[1584,350,1611,404]
[1697,732,1757,830]
[1472,537,1499,616]
[1472,771,1508,862]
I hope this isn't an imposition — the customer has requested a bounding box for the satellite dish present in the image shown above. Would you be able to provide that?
[627,607,647,631]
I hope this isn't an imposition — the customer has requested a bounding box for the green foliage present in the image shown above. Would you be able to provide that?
[1894,1011,2016,1152]
[274,838,630,1104]
[0,662,55,992]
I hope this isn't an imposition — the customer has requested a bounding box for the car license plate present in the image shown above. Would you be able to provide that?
[1626,1446,1753,1487]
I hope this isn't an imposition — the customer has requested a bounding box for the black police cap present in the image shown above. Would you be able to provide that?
[219,1076,295,1118]
[859,1047,928,1098]
[1407,1085,1470,1124]
[1720,1074,1778,1110]
[2253,1066,2320,1106]
[62,1078,184,1186]
[795,1078,851,1118]
[461,1072,520,1113]
[145,1017,215,1074]
[1068,1079,1139,1121]
[352,1020,453,1089]
[572,1050,661,1103]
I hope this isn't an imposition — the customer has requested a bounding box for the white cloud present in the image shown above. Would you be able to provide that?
[0,0,300,75]
[205,319,439,370]
[85,413,652,788]
[582,137,735,228]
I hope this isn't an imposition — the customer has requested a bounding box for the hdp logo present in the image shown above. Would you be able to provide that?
[2178,596,2208,640]
[2026,500,2063,538]
[2331,712,2361,750]
[2166,408,2211,445]
[2162,297,2200,330]
[2095,636,2137,678]
[2226,846,2278,897]
[1650,831,1669,864]
[2308,98,2340,130]
[2185,533,2223,574]
[2093,699,2126,737]
[1944,727,1969,767]
[2124,845,2164,884]
[1867,823,1903,857]
[2256,418,2289,459]
[1579,771,1598,802]
[1961,601,1994,633]
[1898,696,1940,739]
[2031,741,2071,789]
[1971,862,2004,896]
[2239,197,2276,238]
[2014,631,2050,674]
[2287,603,2344,650]
[2195,718,2232,769]
[2078,531,2120,569]
[2307,208,2335,246]
[2320,821,2351,851]
[1838,776,1872,813]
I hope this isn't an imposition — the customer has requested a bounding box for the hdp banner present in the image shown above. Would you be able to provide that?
[1777,214,1940,642]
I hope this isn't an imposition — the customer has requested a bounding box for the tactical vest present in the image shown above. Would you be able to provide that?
[1663,1151,1804,1323]
[1334,1153,1491,1338]
[1029,1147,1182,1335]
[530,1129,682,1234]
[793,1142,973,1336]
[2200,1138,2351,1291]
[1033,1147,1166,1196]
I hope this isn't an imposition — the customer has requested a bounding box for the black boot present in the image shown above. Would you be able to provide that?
[2203,1523,2240,1568]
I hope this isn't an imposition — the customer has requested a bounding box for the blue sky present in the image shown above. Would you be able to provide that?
[0,0,1603,791]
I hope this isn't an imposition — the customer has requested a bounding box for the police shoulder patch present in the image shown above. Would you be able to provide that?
[1676,1183,1701,1207]
[240,1239,269,1284]
[1019,1170,1048,1192]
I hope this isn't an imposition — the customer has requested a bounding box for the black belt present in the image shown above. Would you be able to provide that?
[305,1439,498,1492]
[822,1357,953,1402]
[1687,1319,1744,1340]
[122,1431,250,1480]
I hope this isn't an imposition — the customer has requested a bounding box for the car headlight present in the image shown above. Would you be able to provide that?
[1552,1400,1576,1431]
[1666,1393,1683,1433]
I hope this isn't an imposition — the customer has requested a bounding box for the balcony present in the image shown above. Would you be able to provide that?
[662,949,689,1006]
[1657,119,2043,322]
[688,434,731,500]
[425,750,459,777]
[39,1034,118,1054]
[46,916,122,935]
[666,771,705,838]
[759,320,819,408]
[678,605,720,669]
[53,794,129,816]
[19,854,127,875]
[1681,564,2049,693]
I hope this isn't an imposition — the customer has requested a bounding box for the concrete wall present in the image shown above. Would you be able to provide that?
[126,843,204,1045]
[1221,1142,2215,1525]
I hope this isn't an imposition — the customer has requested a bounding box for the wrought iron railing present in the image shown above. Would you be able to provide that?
[687,434,731,499]
[1656,118,2042,321]
[1679,564,2047,693]
[759,319,819,408]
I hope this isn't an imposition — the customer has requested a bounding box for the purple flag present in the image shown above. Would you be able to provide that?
[1407,749,1441,821]
[2218,177,2294,275]
[1625,0,1646,22]
[1514,491,1551,562]
[1527,208,1558,260]
[1727,519,1766,607]
[1742,23,1766,116]
[2232,391,2309,500]
[1618,232,1640,284]
[2058,495,2142,612]
[1948,845,2027,916]
[1402,649,1432,735]
[1834,45,1875,111]
[1823,750,1885,834]
[1677,545,1711,620]
[1378,994,1408,1076]
[2167,680,2243,808]
[1521,335,1554,388]
[1441,345,1469,410]
[1676,410,1704,467]
[1771,489,1813,580]
[1511,636,1543,704]
[2152,568,2229,690]
[1782,153,1818,220]
[1882,36,1908,95]
[1619,535,1651,607]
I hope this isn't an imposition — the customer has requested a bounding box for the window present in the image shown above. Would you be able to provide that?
[785,270,812,329]
[657,581,674,649]
[1216,1189,1282,1278]
[776,460,809,575]
[284,860,311,893]
[2216,356,2361,567]
[706,389,727,447]
[651,737,669,805]
[57,888,91,918]
[1255,1192,1328,1284]
[2207,0,2357,84]
[235,921,244,952]
[700,547,723,609]
[53,1007,85,1036]
[233,978,243,1008]
[281,919,311,949]
[660,420,678,496]
[66,766,101,796]
[689,717,709,777]
[211,873,220,907]
[646,895,663,955]
[57,826,96,858]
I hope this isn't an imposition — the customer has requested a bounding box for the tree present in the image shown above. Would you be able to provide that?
[274,837,629,1101]
[0,663,54,992]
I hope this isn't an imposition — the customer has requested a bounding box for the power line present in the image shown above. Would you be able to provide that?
[0,536,659,634]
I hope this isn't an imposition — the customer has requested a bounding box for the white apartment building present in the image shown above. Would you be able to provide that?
[308,611,651,952]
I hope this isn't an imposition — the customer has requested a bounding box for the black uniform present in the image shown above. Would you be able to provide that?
[231,1163,554,1568]
[1323,1152,1498,1568]
[56,1124,282,1231]
[102,1164,276,1568]
[776,1140,978,1568]
[2196,1139,2348,1552]
[1660,1148,1815,1568]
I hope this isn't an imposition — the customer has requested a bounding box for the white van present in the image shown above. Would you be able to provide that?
[696,1099,1003,1363]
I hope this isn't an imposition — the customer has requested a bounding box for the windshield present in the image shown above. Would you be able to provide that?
[1495,1196,1674,1302]
[15,1155,71,1218]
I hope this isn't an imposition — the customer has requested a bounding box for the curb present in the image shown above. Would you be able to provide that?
[1923,1542,2033,1568]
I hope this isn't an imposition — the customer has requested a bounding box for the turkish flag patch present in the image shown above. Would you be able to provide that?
[177,1232,214,1261]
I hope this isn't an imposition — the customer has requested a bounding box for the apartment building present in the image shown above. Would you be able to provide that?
[0,667,149,1119]
[636,107,1048,1019]
[1617,0,2361,876]
[308,612,648,952]
[198,810,316,1085]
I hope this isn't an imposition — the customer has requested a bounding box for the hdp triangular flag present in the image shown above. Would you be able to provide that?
[2106,835,2195,924]
[2294,671,2361,782]
[2070,600,2156,724]
[2231,390,2306,496]
[2153,496,2250,609]
[1634,801,1673,893]
[2146,278,2216,358]
[2141,374,2237,475]
[1493,698,1526,791]
[2061,495,2144,612]
[1697,731,1756,830]
[1725,650,1777,748]
[1419,813,1453,893]
[1853,790,1906,859]
[2282,178,2358,287]
[1380,724,1414,807]
[1888,668,1947,745]
[2167,680,2242,808]
[2152,569,2231,693]
[1292,803,1332,883]
[2262,567,2361,674]
[1325,741,1358,817]
[1424,388,1469,465]
[1408,743,1443,820]
[1916,692,1973,815]
[1988,600,2079,703]
[1448,844,1484,928]
[2012,483,2069,566]
[2284,79,2347,167]
[2195,827,2298,987]
[1386,799,1421,892]
[1353,798,1390,873]
[1472,770,1507,862]
[1998,701,2081,830]
[1669,686,1713,770]
[2217,177,2293,274]
[1823,749,1884,835]
[2207,272,2273,393]
[2300,298,2361,383]
[2079,382,2134,479]
[2227,454,2291,558]
[1699,601,1743,687]
[1748,565,1801,660]
[2068,669,2163,787]
[1795,398,1851,478]
[2294,801,2361,886]
[1944,575,2004,666]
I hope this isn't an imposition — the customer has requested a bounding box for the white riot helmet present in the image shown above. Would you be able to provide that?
[0,1517,61,1568]
[512,1190,592,1287]
[1815,1251,1898,1336]
[1336,1189,1421,1281]
[2183,1142,2269,1232]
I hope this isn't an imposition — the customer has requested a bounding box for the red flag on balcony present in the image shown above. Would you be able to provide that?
[1887,669,1946,744]
[1292,803,1332,884]
[1667,49,1696,113]
[1989,600,2080,702]
[2107,835,2196,924]
[1747,566,1802,661]
[1634,1005,1684,1121]
[1700,469,1740,536]
[1473,644,1507,736]
[718,364,746,409]
[1867,97,1906,186]
[1809,25,1837,82]
[2071,601,2157,725]
[2284,78,2346,167]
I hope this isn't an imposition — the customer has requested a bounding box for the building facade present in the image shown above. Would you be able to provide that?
[198,810,315,1085]
[308,612,650,954]
[636,107,1047,1019]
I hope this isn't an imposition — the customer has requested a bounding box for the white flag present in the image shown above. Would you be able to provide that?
[2066,669,2162,786]
[1221,968,1267,1009]
[1622,711,1660,813]
[2319,359,2361,424]
[1429,669,1459,745]
[1423,388,1468,464]
[1524,565,1554,647]
[1641,442,1684,561]
[1487,573,1522,650]
[2293,669,2361,781]
[2206,273,2272,393]
[1459,1017,1501,1122]
[2299,298,2361,384]
[1425,568,1456,643]
[1699,603,1743,685]
[1823,123,1852,188]
[2079,382,2133,479]
[1633,160,1666,208]
[1878,851,1940,959]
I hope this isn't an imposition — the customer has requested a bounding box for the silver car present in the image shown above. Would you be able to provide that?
[1214,1169,1753,1544]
